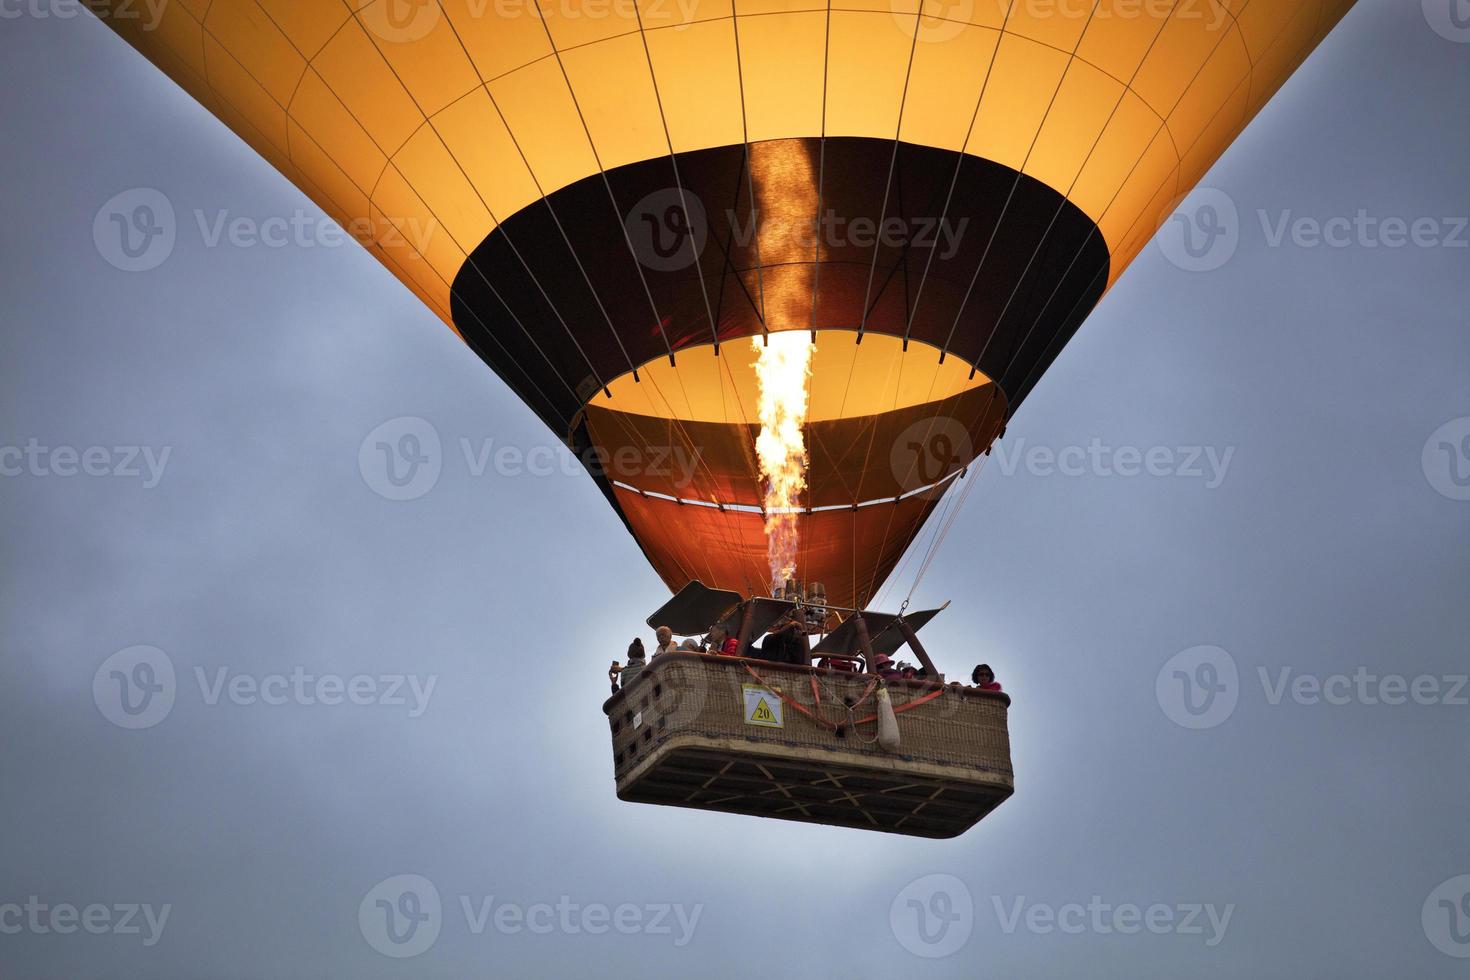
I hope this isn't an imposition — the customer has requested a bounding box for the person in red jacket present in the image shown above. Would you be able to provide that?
[971,664,1002,692]
[706,624,740,657]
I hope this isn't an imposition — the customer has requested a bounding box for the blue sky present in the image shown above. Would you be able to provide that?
[2,1,1469,977]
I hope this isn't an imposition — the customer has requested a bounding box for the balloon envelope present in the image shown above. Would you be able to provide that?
[95,0,1356,606]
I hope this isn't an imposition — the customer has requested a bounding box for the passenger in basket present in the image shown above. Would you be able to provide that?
[653,625,679,656]
[706,624,740,657]
[620,638,647,688]
[756,616,808,666]
[971,663,1002,692]
[872,653,901,679]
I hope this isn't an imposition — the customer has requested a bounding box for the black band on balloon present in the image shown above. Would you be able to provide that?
[449,136,1110,437]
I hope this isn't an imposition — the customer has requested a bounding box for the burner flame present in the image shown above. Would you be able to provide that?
[751,331,814,593]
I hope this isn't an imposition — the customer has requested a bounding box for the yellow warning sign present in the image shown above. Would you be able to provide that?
[742,685,784,728]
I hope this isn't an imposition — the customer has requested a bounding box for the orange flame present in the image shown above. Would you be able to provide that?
[751,331,814,593]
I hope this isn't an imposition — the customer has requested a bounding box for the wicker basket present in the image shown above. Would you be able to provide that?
[603,652,1013,838]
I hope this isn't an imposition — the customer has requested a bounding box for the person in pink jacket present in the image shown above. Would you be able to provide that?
[706,624,740,657]
[971,664,1002,692]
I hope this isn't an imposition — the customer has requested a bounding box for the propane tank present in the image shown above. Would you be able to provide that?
[875,684,901,752]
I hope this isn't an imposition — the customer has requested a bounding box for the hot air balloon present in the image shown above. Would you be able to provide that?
[94,0,1358,835]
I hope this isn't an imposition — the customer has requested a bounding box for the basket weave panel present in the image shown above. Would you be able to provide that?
[606,654,1012,782]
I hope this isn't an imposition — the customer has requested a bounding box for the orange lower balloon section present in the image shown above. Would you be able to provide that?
[613,485,945,609]
[583,337,1008,508]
